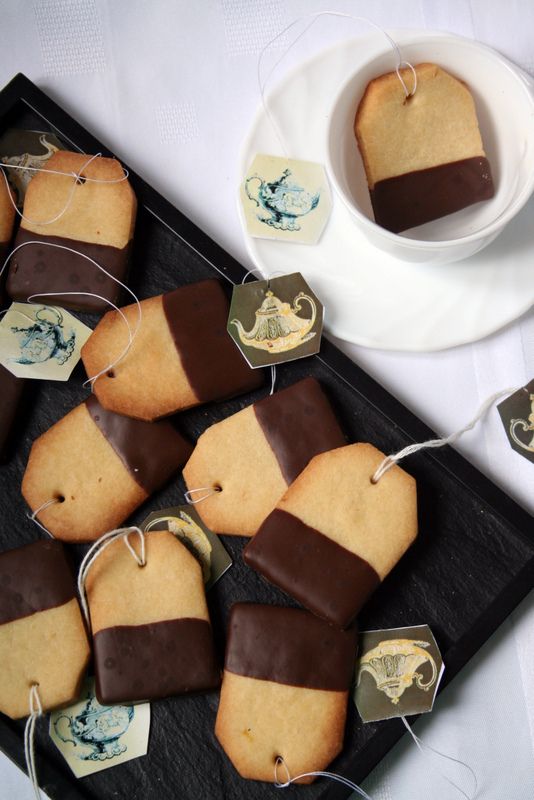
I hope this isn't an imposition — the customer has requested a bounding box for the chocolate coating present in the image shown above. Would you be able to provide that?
[94,618,220,704]
[162,280,263,403]
[0,540,76,625]
[0,364,24,462]
[86,395,192,494]
[254,377,346,484]
[7,229,130,312]
[244,509,380,629]
[370,157,494,233]
[225,603,357,691]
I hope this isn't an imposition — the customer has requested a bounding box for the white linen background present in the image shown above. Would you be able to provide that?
[0,1,533,798]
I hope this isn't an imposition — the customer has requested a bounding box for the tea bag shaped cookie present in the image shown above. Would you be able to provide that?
[0,176,15,281]
[7,151,136,312]
[22,395,192,542]
[82,279,263,421]
[183,378,345,536]
[245,443,417,627]
[86,531,220,703]
[0,364,24,462]
[355,63,494,232]
[216,604,356,783]
[0,540,90,719]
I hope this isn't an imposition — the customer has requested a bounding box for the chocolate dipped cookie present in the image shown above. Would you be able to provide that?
[355,63,494,232]
[0,175,15,298]
[22,396,192,541]
[6,151,136,312]
[244,443,418,628]
[86,530,220,704]
[0,364,24,462]
[0,540,90,719]
[81,279,263,421]
[183,377,346,536]
[215,604,356,783]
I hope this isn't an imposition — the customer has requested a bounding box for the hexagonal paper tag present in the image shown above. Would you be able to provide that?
[353,625,444,722]
[228,272,323,368]
[49,677,150,777]
[497,379,534,464]
[240,154,331,244]
[0,302,92,380]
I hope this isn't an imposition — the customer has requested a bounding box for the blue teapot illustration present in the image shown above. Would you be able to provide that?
[54,697,134,761]
[245,168,320,231]
[10,306,75,366]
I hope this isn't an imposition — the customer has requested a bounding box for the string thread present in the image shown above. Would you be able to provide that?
[401,716,478,799]
[372,386,520,482]
[24,684,43,800]
[184,486,221,505]
[274,756,373,798]
[77,526,145,626]
[27,497,60,538]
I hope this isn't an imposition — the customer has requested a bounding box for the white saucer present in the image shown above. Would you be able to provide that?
[238,30,534,352]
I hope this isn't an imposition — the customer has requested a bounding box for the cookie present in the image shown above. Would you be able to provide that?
[81,279,263,421]
[355,63,494,232]
[0,175,15,282]
[85,530,220,704]
[0,540,90,719]
[22,395,192,542]
[6,151,136,312]
[215,604,356,783]
[183,377,346,536]
[244,443,417,627]
[0,364,24,462]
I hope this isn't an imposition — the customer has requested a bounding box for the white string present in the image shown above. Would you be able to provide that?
[270,364,277,395]
[0,240,143,387]
[1,152,129,226]
[258,12,417,156]
[274,756,374,798]
[23,684,43,800]
[372,386,520,483]
[77,526,145,626]
[184,486,221,505]
[401,716,478,800]
[27,497,60,538]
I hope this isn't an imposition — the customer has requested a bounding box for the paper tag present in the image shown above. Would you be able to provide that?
[141,505,232,590]
[497,380,534,463]
[0,129,64,206]
[353,625,444,722]
[228,273,323,368]
[49,678,150,778]
[0,303,92,380]
[240,154,331,244]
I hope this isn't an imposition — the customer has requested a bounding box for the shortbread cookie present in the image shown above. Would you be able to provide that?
[86,530,220,703]
[6,151,136,311]
[0,364,24,462]
[0,176,15,297]
[355,63,494,232]
[81,279,263,420]
[0,540,90,719]
[244,443,417,627]
[22,395,192,542]
[183,377,345,536]
[215,604,356,783]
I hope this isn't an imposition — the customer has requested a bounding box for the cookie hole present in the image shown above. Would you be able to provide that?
[107,370,115,378]
[213,483,222,493]
[54,494,65,503]
[369,476,378,485]
[75,173,87,185]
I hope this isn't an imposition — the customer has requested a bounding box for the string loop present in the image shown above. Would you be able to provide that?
[372,386,520,482]
[184,486,221,505]
[274,756,373,798]
[77,526,146,627]
[27,497,60,538]
[24,684,43,800]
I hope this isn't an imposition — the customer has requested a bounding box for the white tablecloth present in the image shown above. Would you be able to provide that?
[0,2,532,798]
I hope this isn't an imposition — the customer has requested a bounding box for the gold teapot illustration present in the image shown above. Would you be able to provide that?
[356,639,438,705]
[509,394,534,453]
[231,290,317,354]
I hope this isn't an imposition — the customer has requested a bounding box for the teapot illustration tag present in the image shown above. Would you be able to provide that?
[497,380,534,464]
[0,302,92,381]
[49,678,150,777]
[141,505,232,590]
[0,128,64,206]
[240,154,331,244]
[353,625,444,723]
[228,272,323,368]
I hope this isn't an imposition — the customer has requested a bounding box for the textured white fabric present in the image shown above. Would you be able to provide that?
[0,2,532,798]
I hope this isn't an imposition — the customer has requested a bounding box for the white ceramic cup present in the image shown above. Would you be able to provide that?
[326,34,534,264]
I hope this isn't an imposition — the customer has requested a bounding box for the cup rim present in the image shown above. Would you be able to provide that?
[325,34,534,249]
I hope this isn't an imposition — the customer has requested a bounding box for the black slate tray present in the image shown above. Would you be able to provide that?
[0,73,533,800]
